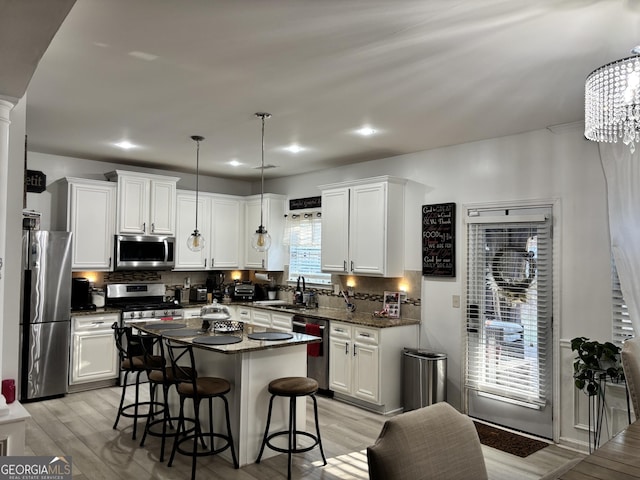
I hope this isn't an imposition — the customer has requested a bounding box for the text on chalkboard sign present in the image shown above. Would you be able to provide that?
[422,202,456,277]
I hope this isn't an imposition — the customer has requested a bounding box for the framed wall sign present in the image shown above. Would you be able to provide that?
[422,202,456,277]
[383,291,401,318]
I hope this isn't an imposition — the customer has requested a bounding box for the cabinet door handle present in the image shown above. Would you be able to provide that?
[143,222,146,233]
[204,258,207,268]
[360,333,370,337]
[353,344,357,356]
[345,342,349,354]
[151,222,155,233]
[350,260,354,272]
[211,258,214,267]
[262,259,265,268]
[108,257,111,268]
[343,260,347,272]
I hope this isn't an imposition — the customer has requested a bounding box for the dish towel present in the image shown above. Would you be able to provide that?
[305,323,323,357]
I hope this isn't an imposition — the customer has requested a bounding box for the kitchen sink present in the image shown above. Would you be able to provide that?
[252,300,310,310]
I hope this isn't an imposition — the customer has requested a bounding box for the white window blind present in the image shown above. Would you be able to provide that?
[612,259,633,346]
[287,212,332,285]
[466,210,552,407]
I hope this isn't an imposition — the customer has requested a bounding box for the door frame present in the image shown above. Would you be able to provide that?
[461,198,561,442]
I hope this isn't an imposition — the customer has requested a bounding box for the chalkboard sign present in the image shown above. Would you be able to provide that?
[289,196,321,210]
[422,202,456,277]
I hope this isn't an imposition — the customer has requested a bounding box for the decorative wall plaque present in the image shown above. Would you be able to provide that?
[422,202,456,277]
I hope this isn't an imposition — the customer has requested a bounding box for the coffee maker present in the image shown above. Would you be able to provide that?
[71,277,95,311]
[206,272,225,302]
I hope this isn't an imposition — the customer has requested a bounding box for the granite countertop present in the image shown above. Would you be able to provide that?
[135,318,320,355]
[236,302,420,328]
[70,307,122,316]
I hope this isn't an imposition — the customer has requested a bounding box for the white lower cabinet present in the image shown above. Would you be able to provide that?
[236,307,293,332]
[182,307,202,319]
[70,313,119,385]
[329,320,418,413]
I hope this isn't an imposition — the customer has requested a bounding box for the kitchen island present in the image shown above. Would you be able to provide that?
[135,318,321,467]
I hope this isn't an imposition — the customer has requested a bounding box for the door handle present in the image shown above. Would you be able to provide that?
[151,222,155,233]
[142,222,146,233]
[343,260,347,272]
[350,260,354,272]
[204,258,207,268]
[345,342,349,354]
[353,344,357,356]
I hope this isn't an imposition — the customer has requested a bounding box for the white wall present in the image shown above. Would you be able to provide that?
[265,124,612,447]
[2,97,26,382]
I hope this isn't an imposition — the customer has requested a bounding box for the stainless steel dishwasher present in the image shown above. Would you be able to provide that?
[292,315,330,392]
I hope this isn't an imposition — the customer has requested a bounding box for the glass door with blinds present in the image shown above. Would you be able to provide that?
[465,205,553,439]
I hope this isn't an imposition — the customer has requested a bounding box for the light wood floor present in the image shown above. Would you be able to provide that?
[22,385,583,479]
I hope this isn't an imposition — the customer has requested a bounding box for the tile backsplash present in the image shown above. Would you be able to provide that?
[73,269,422,320]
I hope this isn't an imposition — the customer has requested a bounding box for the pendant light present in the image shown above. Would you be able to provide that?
[251,112,272,252]
[187,135,205,252]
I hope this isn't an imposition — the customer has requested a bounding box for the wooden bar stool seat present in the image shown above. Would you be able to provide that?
[256,376,327,479]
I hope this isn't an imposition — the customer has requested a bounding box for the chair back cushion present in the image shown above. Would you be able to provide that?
[622,336,640,418]
[367,402,488,480]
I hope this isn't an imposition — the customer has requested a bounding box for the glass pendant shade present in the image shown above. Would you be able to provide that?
[187,229,205,252]
[187,135,206,251]
[251,225,271,252]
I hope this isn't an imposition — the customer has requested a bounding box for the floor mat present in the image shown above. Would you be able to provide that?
[473,421,549,457]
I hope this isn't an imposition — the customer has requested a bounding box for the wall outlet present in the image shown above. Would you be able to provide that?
[452,295,460,308]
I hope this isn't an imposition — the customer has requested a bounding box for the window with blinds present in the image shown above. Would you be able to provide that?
[286,212,332,285]
[466,209,552,407]
[612,260,633,346]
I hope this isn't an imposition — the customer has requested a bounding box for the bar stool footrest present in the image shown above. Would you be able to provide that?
[265,430,320,455]
[175,432,234,458]
[118,400,165,420]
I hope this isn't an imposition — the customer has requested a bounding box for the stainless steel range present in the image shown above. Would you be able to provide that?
[106,283,182,385]
[106,283,183,323]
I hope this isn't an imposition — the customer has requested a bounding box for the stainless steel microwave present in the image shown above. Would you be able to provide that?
[114,235,175,270]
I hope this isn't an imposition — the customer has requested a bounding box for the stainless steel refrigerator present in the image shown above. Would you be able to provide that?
[20,230,73,401]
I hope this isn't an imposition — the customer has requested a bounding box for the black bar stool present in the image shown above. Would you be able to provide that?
[165,338,238,480]
[112,323,165,440]
[256,376,327,479]
[139,332,195,461]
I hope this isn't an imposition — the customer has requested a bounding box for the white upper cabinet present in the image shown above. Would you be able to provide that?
[174,191,244,271]
[64,177,116,271]
[210,194,243,269]
[174,190,210,270]
[320,176,406,277]
[106,170,179,235]
[244,193,286,271]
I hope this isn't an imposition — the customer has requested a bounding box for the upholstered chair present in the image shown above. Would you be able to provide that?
[621,335,640,420]
[367,402,488,480]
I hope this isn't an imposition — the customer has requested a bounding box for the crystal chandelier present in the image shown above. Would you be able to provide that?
[585,50,640,153]
[251,112,272,252]
[187,135,205,252]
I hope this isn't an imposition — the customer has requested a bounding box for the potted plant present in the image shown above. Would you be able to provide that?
[571,336,625,451]
[571,337,624,395]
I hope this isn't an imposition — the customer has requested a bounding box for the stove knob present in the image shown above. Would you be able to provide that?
[150,311,156,318]
[137,312,143,319]
[164,310,170,316]
[129,312,135,319]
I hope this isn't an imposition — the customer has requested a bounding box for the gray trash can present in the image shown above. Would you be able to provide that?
[402,348,447,411]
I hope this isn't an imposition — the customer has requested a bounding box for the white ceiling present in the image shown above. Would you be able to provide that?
[18,0,640,180]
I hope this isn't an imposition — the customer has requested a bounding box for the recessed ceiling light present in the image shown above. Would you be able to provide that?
[284,144,305,153]
[114,141,136,150]
[355,126,377,136]
[229,159,241,167]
